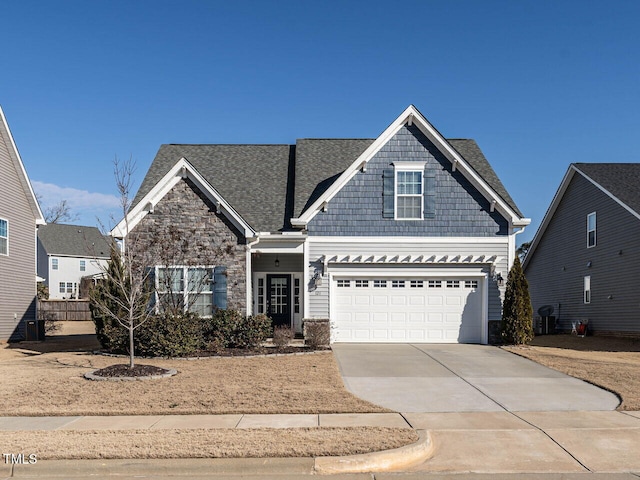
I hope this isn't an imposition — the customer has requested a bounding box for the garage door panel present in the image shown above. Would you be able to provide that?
[333,276,483,344]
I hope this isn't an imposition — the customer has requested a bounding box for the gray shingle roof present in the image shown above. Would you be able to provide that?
[448,139,523,217]
[573,163,640,215]
[132,144,292,233]
[294,139,374,217]
[38,224,111,258]
[131,137,522,233]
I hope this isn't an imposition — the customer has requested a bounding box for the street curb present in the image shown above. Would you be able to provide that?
[314,429,433,474]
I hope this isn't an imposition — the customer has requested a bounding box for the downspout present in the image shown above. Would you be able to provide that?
[246,237,260,315]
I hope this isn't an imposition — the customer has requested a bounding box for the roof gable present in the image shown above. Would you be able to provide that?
[291,105,527,227]
[0,106,45,224]
[113,157,256,238]
[524,163,640,269]
[38,223,111,258]
[131,144,292,233]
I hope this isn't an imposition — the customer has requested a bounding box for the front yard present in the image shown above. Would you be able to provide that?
[504,334,640,411]
[0,322,420,459]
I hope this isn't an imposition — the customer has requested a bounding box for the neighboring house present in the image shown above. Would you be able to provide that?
[524,163,640,335]
[37,224,111,299]
[0,106,45,341]
[113,105,529,344]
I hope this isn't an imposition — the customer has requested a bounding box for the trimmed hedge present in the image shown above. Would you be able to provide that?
[91,308,272,357]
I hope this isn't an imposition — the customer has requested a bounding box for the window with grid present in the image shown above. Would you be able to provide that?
[465,280,478,289]
[392,280,405,288]
[155,266,222,316]
[396,171,423,219]
[428,280,442,288]
[446,280,460,288]
[373,280,387,288]
[355,280,369,288]
[410,280,424,288]
[337,280,350,288]
[52,258,58,270]
[80,260,86,272]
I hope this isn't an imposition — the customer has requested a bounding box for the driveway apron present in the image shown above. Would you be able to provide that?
[331,344,619,412]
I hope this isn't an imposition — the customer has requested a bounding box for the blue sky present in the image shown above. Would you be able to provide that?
[1,0,639,244]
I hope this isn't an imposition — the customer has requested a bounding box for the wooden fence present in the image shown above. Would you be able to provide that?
[38,299,92,321]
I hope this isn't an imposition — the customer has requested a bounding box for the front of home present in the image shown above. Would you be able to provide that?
[113,106,529,344]
[524,163,640,335]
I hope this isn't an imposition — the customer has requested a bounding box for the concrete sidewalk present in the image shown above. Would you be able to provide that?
[0,412,411,431]
[2,411,640,477]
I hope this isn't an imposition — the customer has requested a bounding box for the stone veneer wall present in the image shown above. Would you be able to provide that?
[130,178,247,314]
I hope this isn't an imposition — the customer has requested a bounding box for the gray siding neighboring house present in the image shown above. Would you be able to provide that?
[114,105,529,344]
[524,163,640,334]
[0,107,45,341]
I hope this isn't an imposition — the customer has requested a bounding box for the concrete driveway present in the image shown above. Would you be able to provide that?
[332,343,620,412]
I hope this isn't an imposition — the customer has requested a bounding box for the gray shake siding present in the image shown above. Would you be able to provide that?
[307,125,509,237]
[525,173,640,333]
[0,123,38,341]
[130,178,248,315]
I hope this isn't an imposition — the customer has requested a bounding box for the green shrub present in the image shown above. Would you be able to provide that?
[501,256,534,345]
[203,310,272,349]
[136,312,205,357]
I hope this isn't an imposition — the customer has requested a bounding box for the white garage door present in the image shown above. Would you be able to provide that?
[333,277,483,343]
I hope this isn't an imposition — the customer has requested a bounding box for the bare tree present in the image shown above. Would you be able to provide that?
[90,158,153,368]
[41,199,78,224]
[90,157,236,367]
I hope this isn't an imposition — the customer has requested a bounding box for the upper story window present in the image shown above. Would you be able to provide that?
[396,170,423,220]
[383,162,435,220]
[80,260,86,272]
[587,212,596,248]
[52,258,59,270]
[0,219,7,255]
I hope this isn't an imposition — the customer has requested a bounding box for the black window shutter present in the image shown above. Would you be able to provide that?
[213,266,227,310]
[383,168,394,218]
[424,170,436,218]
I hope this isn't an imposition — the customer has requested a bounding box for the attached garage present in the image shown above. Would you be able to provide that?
[332,273,486,344]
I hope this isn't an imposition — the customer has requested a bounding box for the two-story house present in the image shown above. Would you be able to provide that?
[0,106,45,341]
[524,163,640,335]
[113,105,529,344]
[37,223,111,299]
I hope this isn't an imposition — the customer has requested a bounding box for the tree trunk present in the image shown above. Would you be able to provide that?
[129,323,135,369]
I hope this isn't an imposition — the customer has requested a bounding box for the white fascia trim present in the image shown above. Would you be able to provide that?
[306,236,509,244]
[0,106,46,224]
[111,158,255,239]
[291,105,526,227]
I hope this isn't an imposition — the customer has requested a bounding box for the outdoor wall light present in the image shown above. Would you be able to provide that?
[275,256,280,267]
[587,261,592,268]
[493,272,504,287]
[312,271,323,287]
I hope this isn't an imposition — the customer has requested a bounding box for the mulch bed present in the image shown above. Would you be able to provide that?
[92,364,172,378]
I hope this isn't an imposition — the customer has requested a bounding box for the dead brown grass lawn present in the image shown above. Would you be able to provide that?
[0,323,387,416]
[504,334,640,411]
[1,427,418,460]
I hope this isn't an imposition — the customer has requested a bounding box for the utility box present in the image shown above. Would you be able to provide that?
[24,320,45,341]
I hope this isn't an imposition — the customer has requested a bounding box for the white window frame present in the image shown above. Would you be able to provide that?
[394,162,425,220]
[587,212,596,248]
[153,265,216,317]
[0,218,7,256]
[584,275,591,304]
[80,260,86,272]
[52,258,59,270]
